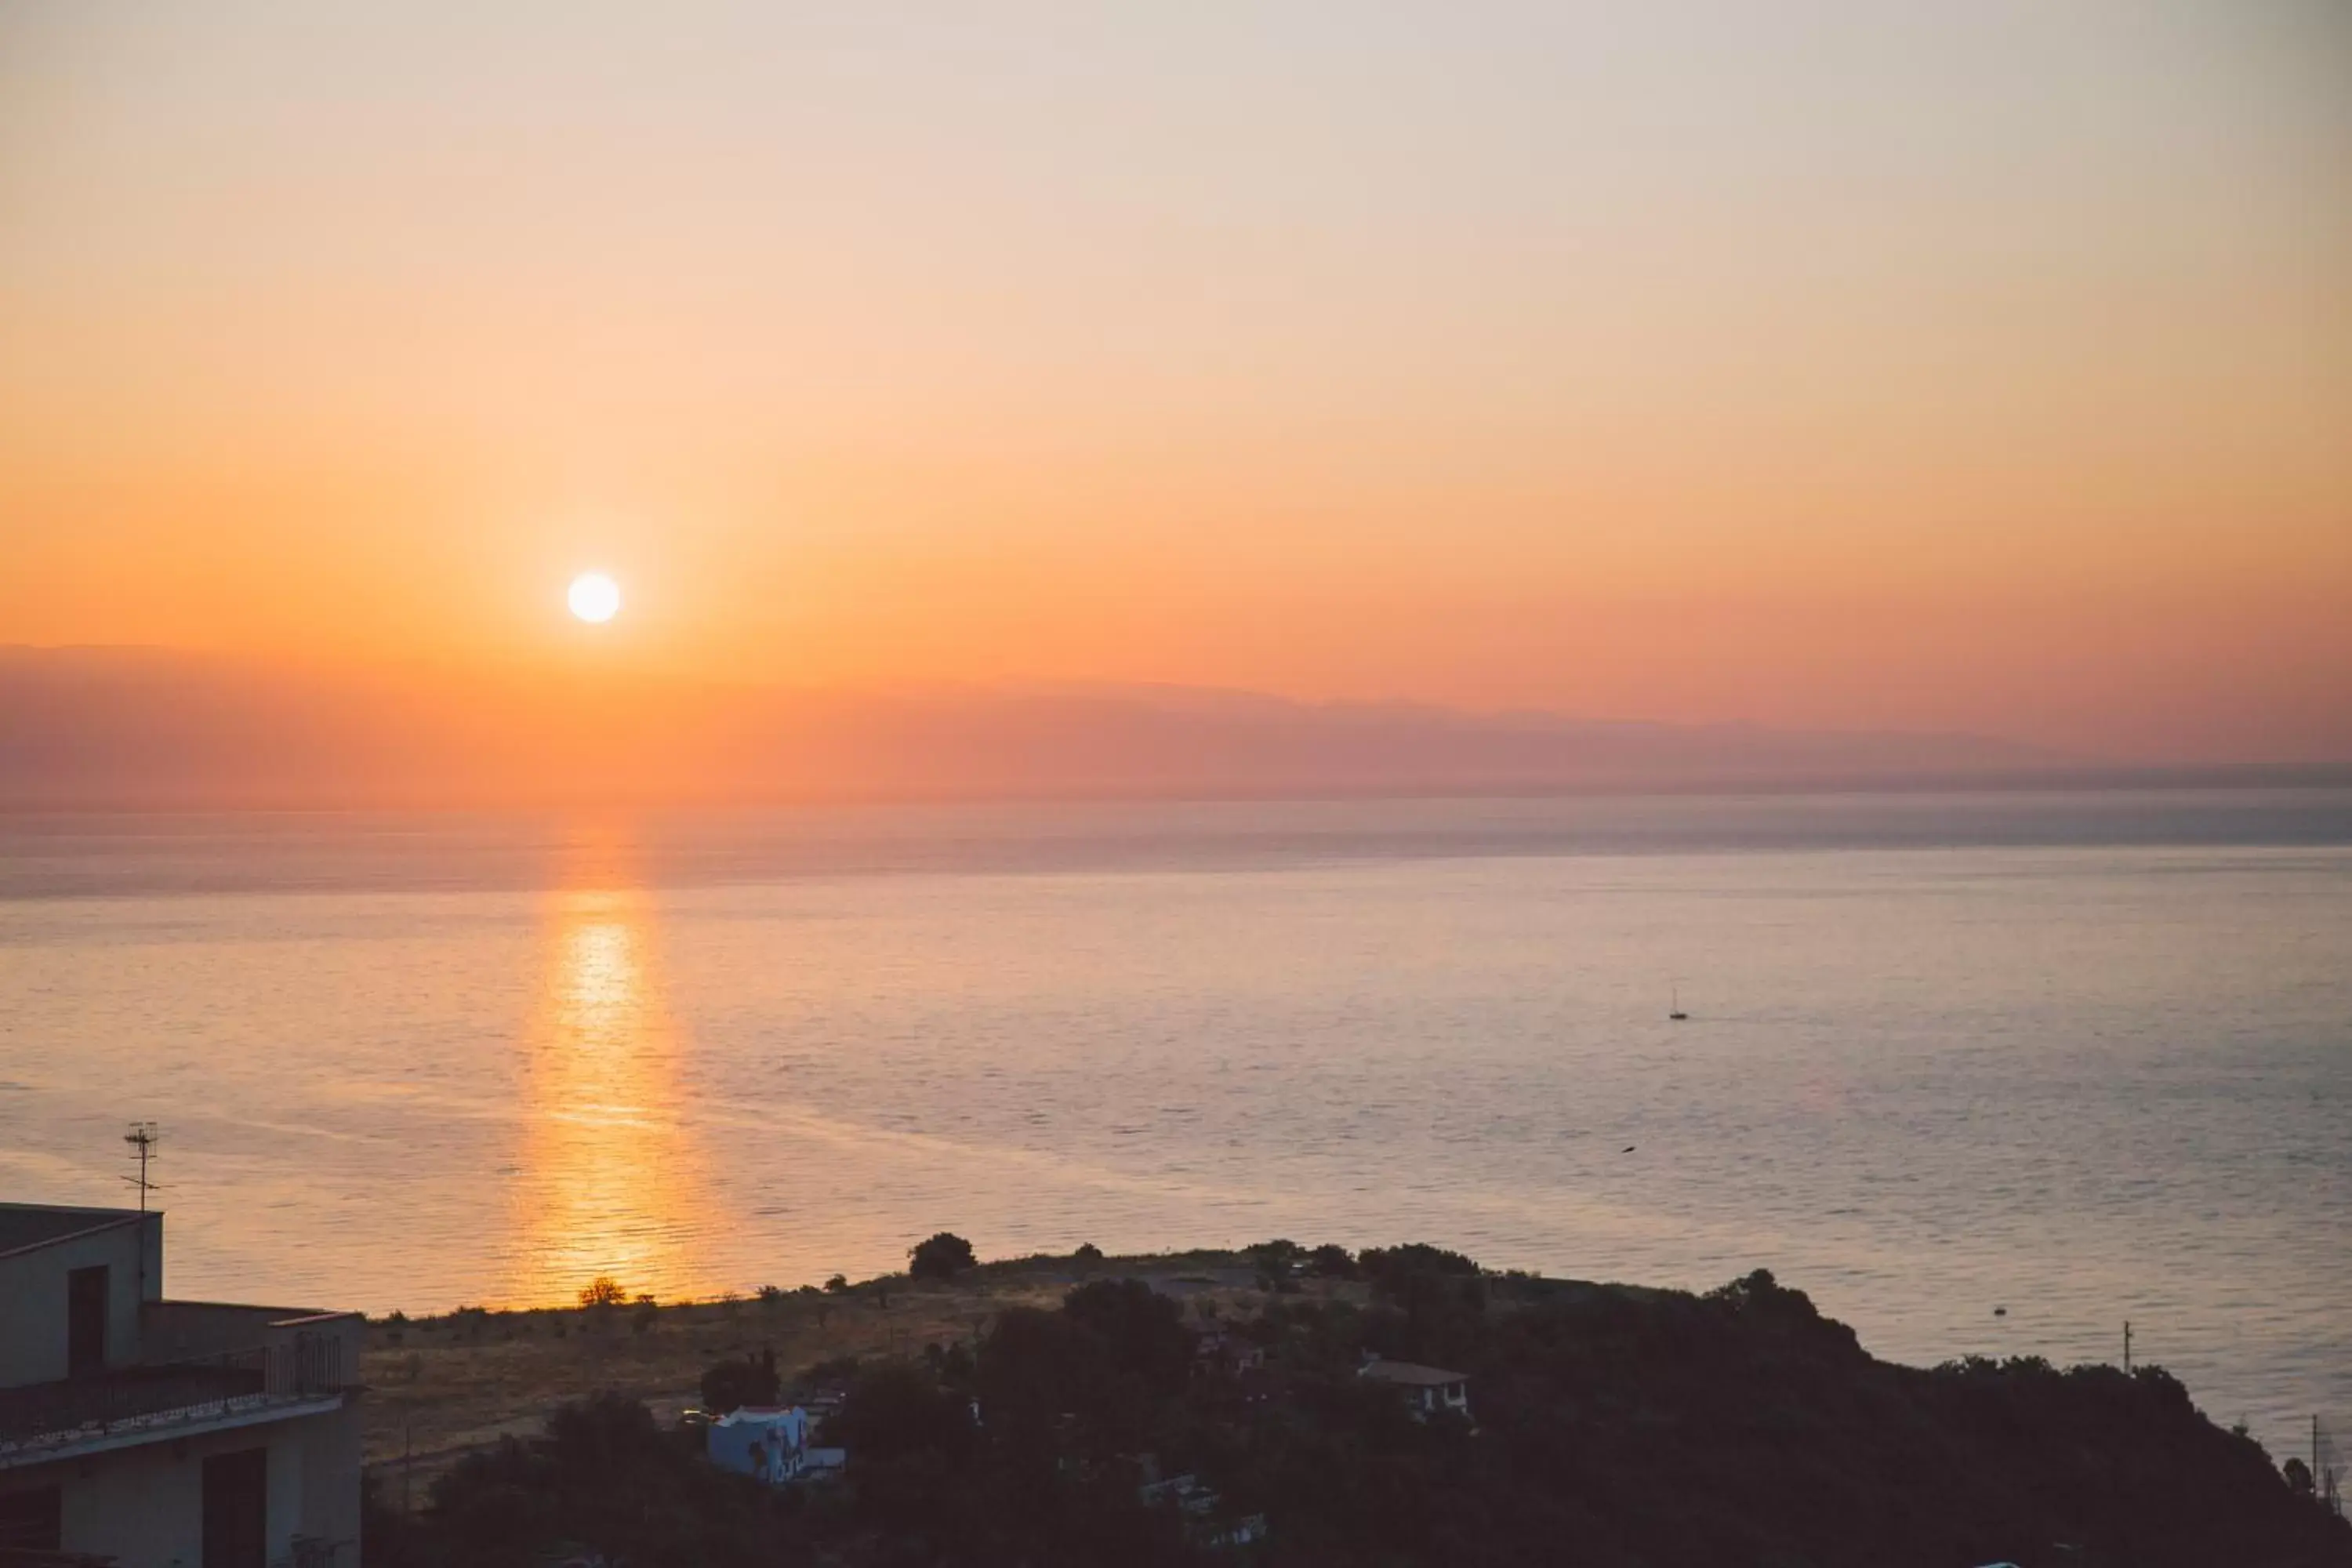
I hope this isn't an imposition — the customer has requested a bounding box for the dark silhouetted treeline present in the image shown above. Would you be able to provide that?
[367,1251,2351,1567]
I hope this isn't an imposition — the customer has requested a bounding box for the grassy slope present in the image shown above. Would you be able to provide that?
[360,1250,1267,1478]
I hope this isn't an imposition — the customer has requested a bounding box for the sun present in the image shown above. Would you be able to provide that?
[568,572,621,624]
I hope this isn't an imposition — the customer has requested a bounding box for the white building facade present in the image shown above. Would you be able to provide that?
[0,1203,363,1567]
[706,1406,812,1485]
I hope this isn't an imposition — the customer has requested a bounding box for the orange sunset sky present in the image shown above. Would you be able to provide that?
[3,3,2349,766]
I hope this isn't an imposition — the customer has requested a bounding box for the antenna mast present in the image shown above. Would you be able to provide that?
[124,1122,161,1211]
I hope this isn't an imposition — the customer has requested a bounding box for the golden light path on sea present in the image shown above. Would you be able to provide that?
[506,824,706,1305]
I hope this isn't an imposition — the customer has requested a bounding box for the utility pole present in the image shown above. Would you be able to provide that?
[2123,1320,2132,1374]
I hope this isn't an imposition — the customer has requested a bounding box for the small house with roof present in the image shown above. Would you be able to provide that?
[1358,1355,1472,1421]
[707,1405,815,1484]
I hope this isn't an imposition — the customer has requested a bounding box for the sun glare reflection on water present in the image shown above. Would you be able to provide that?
[505,827,706,1305]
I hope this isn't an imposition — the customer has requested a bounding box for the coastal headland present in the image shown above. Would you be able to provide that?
[360,1242,2351,1566]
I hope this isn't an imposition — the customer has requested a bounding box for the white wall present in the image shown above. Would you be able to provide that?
[291,1397,364,1553]
[0,1218,158,1387]
[0,1403,361,1568]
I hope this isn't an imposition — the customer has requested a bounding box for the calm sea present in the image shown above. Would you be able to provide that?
[2,791,2347,1457]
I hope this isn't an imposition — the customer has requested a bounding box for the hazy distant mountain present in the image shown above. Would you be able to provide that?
[0,645,2074,809]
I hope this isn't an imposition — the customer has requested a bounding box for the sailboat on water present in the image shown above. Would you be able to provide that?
[1668,984,1688,1022]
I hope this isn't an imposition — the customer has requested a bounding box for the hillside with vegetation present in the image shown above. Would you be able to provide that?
[361,1243,2350,1568]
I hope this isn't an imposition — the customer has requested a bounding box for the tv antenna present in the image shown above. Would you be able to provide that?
[123,1122,163,1210]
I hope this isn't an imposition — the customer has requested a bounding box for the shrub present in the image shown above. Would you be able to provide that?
[1357,1243,1479,1287]
[1062,1278,1195,1396]
[1306,1243,1359,1279]
[909,1232,978,1280]
[1245,1238,1302,1271]
[578,1276,627,1309]
[828,1361,975,1462]
[701,1348,781,1414]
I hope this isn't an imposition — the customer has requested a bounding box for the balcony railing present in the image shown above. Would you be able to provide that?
[282,1536,345,1568]
[0,1337,347,1463]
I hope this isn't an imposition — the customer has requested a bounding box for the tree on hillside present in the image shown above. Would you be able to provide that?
[419,1394,784,1568]
[1245,1238,1301,1290]
[1306,1243,1359,1279]
[700,1348,779,1414]
[909,1232,978,1280]
[829,1360,976,1463]
[1062,1278,1195,1396]
[577,1276,626,1308]
[1358,1243,1479,1287]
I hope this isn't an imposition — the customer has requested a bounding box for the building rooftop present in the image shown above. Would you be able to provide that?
[1360,1359,1468,1388]
[0,1203,149,1259]
[713,1406,804,1428]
